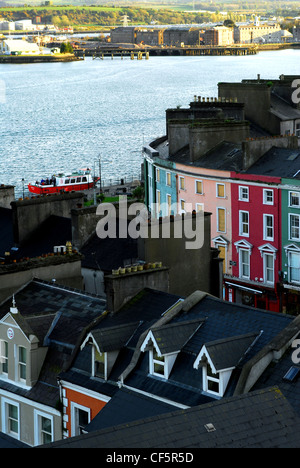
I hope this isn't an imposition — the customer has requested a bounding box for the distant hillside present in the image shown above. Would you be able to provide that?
[0,5,242,28]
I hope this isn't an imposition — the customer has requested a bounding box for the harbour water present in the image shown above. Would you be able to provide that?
[1,48,300,196]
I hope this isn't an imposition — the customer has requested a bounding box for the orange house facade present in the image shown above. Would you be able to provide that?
[59,381,110,438]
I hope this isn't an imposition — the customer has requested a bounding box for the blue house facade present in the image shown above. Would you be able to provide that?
[143,143,177,218]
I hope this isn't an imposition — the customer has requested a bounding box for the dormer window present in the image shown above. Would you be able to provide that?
[151,349,165,377]
[94,348,105,379]
[194,332,261,398]
[140,318,205,380]
[81,322,140,381]
[205,362,220,395]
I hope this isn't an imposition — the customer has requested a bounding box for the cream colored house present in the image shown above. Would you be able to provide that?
[0,39,40,55]
[234,22,282,43]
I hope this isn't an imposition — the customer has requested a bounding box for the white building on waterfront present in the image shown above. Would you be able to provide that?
[0,39,40,55]
[15,19,36,31]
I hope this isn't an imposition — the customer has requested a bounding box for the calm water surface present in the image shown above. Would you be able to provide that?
[1,48,300,196]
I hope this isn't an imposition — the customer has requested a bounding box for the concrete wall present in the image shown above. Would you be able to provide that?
[0,255,83,303]
[168,122,190,156]
[105,267,169,312]
[242,135,299,170]
[189,120,249,162]
[12,192,84,245]
[138,212,215,297]
[218,82,272,133]
[0,185,15,209]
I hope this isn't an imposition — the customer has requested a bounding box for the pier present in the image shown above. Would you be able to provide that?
[75,44,258,59]
[0,53,83,63]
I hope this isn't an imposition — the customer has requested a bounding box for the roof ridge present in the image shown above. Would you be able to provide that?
[151,317,206,331]
[205,331,261,347]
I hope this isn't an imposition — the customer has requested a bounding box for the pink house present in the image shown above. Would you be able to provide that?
[175,163,233,276]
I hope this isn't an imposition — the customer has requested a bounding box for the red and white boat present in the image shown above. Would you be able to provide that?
[28,168,100,195]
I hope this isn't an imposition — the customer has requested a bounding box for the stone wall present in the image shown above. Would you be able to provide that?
[105,267,169,312]
[218,82,275,133]
[242,135,299,170]
[138,212,217,297]
[0,185,15,209]
[189,120,249,162]
[11,192,84,245]
[0,254,83,303]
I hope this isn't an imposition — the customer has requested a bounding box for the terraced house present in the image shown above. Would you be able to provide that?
[0,279,106,446]
[143,76,300,313]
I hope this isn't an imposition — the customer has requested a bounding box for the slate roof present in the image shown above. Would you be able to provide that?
[88,321,141,352]
[124,294,294,405]
[253,345,300,417]
[59,288,181,394]
[84,387,176,433]
[245,146,300,179]
[0,279,106,408]
[0,431,29,448]
[147,318,206,355]
[202,331,261,372]
[60,289,295,413]
[42,387,300,448]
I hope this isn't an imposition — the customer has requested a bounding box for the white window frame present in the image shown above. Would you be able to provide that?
[166,172,171,187]
[203,362,221,396]
[179,199,186,214]
[263,252,275,285]
[166,194,172,216]
[239,185,249,201]
[195,179,203,195]
[0,340,8,376]
[239,210,249,237]
[70,402,91,437]
[263,189,274,205]
[149,348,166,378]
[18,345,26,383]
[155,167,160,183]
[1,398,20,440]
[239,248,250,279]
[92,346,107,380]
[288,250,300,284]
[34,410,54,446]
[216,183,225,198]
[179,176,185,191]
[156,189,161,216]
[217,207,226,233]
[289,213,300,241]
[289,191,300,208]
[263,214,274,241]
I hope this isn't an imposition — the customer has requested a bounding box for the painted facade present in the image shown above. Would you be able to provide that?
[175,163,233,275]
[60,382,109,438]
[281,178,300,314]
[0,302,62,446]
[144,155,177,217]
[225,173,281,312]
